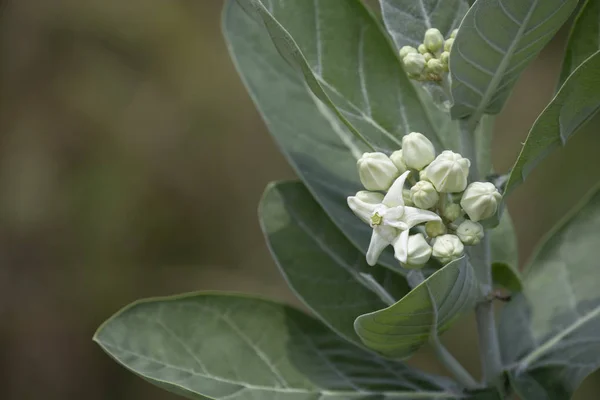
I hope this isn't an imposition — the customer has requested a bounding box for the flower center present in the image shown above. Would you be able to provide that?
[370,212,383,226]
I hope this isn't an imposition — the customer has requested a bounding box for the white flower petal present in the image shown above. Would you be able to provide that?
[401,206,441,228]
[347,196,379,224]
[383,170,411,207]
[366,225,398,266]
[392,229,410,264]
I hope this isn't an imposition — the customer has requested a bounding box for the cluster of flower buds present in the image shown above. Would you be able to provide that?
[400,28,457,82]
[347,132,502,270]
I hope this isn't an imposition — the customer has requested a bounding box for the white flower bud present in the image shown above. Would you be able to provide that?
[401,132,436,170]
[425,220,447,238]
[404,233,432,269]
[389,150,407,174]
[444,38,454,52]
[403,53,426,75]
[456,220,484,246]
[357,152,399,191]
[424,150,471,193]
[432,234,464,264]
[399,45,418,59]
[424,28,444,53]
[418,44,428,54]
[419,169,431,182]
[410,181,439,209]
[451,29,458,39]
[460,182,502,222]
[423,52,434,62]
[426,59,445,75]
[442,203,462,222]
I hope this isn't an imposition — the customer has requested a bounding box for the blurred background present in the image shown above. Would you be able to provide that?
[1,1,599,399]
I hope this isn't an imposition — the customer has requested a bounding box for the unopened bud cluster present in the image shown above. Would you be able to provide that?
[400,28,457,82]
[348,131,501,270]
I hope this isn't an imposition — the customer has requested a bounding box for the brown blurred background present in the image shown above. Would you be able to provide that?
[1,1,599,399]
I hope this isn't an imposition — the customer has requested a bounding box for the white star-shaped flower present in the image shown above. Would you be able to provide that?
[348,171,441,266]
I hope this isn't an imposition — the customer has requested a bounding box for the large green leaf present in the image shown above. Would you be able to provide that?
[94,293,462,399]
[559,0,600,85]
[259,180,410,348]
[380,0,469,49]
[224,0,408,269]
[450,0,578,124]
[355,257,482,358]
[498,184,600,399]
[238,0,446,152]
[504,51,600,195]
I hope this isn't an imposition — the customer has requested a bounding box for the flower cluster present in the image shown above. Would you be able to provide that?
[400,28,456,82]
[347,132,501,269]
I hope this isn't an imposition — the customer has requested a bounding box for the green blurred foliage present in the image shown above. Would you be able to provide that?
[0,1,599,399]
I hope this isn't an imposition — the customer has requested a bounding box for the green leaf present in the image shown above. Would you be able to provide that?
[94,293,462,399]
[259,180,410,348]
[354,257,482,358]
[559,0,600,85]
[223,0,405,269]
[238,0,446,152]
[490,212,521,292]
[498,184,600,399]
[450,0,578,125]
[504,51,600,195]
[380,0,469,49]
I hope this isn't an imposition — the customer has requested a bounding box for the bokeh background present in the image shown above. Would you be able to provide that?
[1,1,599,399]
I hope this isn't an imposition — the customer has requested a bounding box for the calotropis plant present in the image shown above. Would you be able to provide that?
[93,0,600,399]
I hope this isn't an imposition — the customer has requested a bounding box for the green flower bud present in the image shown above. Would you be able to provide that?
[401,132,436,170]
[456,220,484,246]
[424,28,444,53]
[403,189,415,207]
[390,150,408,174]
[425,220,447,238]
[451,29,458,39]
[404,233,433,268]
[399,45,418,59]
[427,59,445,75]
[357,152,399,191]
[410,181,439,209]
[460,182,502,222]
[403,53,426,75]
[423,52,434,62]
[418,44,428,54]
[442,203,462,222]
[432,234,464,264]
[441,51,450,67]
[444,38,454,52]
[424,150,471,193]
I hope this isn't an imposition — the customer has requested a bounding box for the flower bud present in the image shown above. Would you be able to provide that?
[442,203,462,222]
[456,220,484,246]
[460,182,502,222]
[424,150,471,193]
[423,52,433,62]
[425,220,447,238]
[403,53,426,76]
[410,181,439,209]
[440,51,450,69]
[432,234,464,264]
[427,59,445,75]
[399,45,418,59]
[451,29,458,39]
[419,169,431,182]
[444,38,454,52]
[424,28,444,53]
[401,132,436,170]
[357,152,399,191]
[389,150,407,174]
[418,44,428,54]
[404,233,432,268]
[402,189,415,207]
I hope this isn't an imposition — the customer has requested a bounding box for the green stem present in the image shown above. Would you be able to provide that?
[430,335,480,390]
[460,120,478,181]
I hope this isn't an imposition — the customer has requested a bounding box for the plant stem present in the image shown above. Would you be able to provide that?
[460,119,503,387]
[430,335,479,390]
